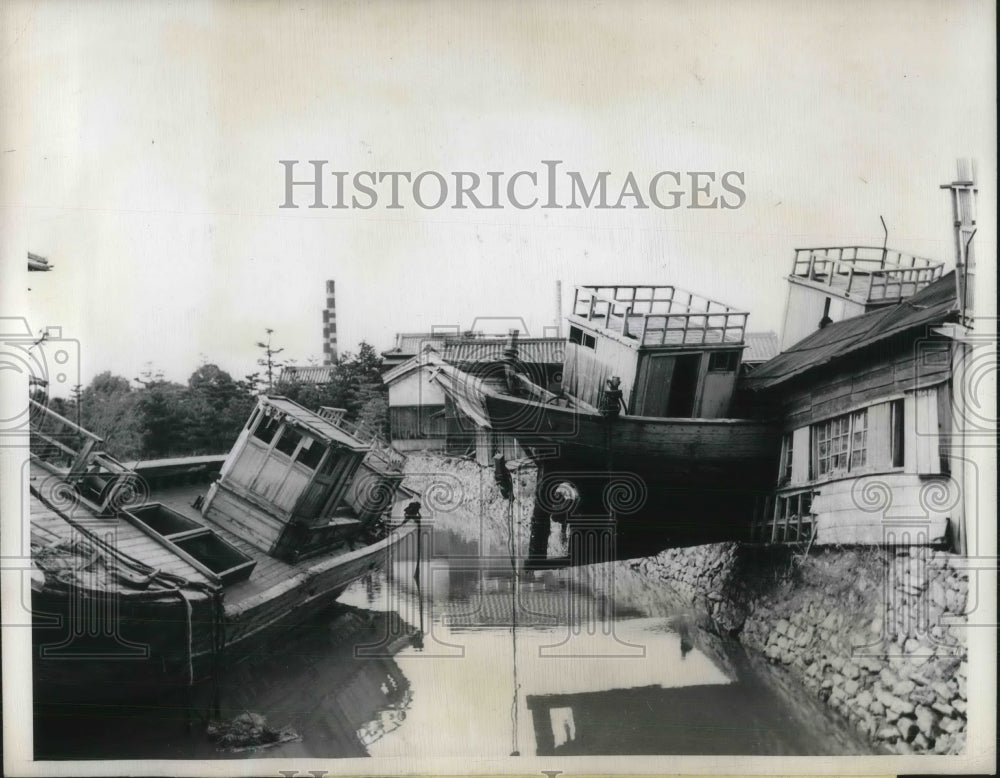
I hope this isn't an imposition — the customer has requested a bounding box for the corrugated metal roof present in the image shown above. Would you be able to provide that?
[746,271,958,391]
[442,337,566,366]
[279,365,339,384]
[742,331,780,363]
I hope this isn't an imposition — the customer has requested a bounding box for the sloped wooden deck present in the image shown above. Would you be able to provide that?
[29,461,211,585]
[153,482,300,603]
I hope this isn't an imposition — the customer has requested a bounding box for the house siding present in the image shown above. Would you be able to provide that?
[761,384,958,546]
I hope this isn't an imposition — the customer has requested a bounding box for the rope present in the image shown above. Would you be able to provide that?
[176,587,194,685]
[31,481,228,696]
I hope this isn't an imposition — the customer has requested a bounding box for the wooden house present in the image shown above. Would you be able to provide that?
[744,260,966,549]
[201,395,375,561]
[382,352,449,451]
[563,284,749,418]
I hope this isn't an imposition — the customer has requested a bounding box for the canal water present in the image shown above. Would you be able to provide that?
[33,522,876,760]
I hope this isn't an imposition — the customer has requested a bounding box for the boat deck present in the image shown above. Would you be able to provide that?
[29,462,212,586]
[30,461,414,617]
[152,481,301,603]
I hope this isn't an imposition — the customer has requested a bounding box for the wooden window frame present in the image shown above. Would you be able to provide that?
[778,432,794,485]
[757,488,815,544]
[813,408,868,479]
[708,350,738,372]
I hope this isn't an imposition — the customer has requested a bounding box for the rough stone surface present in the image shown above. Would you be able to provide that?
[626,540,968,756]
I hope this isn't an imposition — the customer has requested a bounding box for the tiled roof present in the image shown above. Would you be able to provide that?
[279,365,338,384]
[381,332,454,357]
[742,331,780,363]
[745,272,958,391]
[381,353,428,384]
[442,337,566,366]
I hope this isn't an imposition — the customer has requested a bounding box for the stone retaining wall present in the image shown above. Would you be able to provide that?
[629,543,968,755]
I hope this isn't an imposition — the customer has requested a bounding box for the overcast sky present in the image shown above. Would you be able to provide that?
[3,0,996,394]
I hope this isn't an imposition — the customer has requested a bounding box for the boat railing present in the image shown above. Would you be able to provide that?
[790,246,944,303]
[318,406,347,425]
[318,406,406,473]
[571,285,748,347]
[29,399,144,514]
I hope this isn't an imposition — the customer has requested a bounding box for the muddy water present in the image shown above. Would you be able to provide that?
[33,520,876,760]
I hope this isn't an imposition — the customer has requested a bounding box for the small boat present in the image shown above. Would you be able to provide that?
[29,395,418,703]
[428,284,781,559]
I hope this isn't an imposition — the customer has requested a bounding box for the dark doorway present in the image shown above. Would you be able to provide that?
[666,354,700,417]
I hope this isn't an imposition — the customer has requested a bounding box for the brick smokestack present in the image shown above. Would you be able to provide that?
[322,280,338,364]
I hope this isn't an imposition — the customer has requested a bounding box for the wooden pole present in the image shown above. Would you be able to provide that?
[526,462,551,568]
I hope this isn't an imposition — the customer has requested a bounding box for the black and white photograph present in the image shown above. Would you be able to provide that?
[1,1,996,775]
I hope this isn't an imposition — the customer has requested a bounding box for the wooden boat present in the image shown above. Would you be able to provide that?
[29,396,418,703]
[428,284,782,558]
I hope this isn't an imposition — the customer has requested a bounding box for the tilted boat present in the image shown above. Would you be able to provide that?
[428,284,781,559]
[29,395,418,703]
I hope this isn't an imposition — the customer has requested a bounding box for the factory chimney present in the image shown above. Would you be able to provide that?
[322,280,338,364]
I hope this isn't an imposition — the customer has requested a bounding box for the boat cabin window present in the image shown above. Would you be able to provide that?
[253,415,281,444]
[274,426,304,458]
[568,325,596,350]
[296,437,326,469]
[708,351,738,372]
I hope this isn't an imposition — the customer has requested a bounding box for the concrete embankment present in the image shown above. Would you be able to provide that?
[403,453,968,755]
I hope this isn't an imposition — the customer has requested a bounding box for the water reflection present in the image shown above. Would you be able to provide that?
[34,524,875,759]
[340,542,872,757]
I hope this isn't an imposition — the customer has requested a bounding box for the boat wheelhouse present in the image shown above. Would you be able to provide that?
[563,284,748,418]
[780,246,945,349]
[202,396,377,562]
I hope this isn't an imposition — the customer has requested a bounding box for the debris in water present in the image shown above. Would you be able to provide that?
[206,712,300,752]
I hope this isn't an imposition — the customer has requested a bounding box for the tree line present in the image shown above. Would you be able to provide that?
[41,342,389,461]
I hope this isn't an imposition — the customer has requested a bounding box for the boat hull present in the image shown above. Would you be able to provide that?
[32,523,417,704]
[452,381,781,554]
[482,390,779,473]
